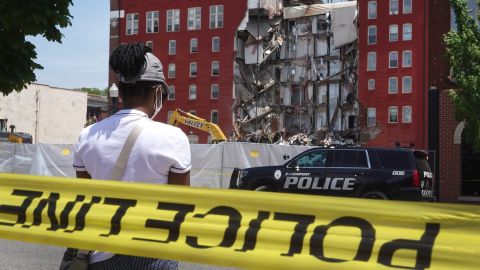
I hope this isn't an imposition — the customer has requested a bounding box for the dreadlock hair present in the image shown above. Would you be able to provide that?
[109,42,157,104]
[110,42,151,77]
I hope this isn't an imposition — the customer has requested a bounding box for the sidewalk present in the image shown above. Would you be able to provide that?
[0,240,240,270]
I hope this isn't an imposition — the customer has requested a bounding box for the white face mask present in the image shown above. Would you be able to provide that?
[151,86,163,119]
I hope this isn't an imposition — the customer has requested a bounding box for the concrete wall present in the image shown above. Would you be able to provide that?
[0,86,37,137]
[0,84,87,144]
[37,85,88,144]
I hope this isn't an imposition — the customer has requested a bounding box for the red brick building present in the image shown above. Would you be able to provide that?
[109,0,247,143]
[359,0,480,202]
[427,0,458,202]
[429,0,480,202]
[358,0,428,150]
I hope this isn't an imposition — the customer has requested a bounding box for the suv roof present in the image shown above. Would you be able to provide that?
[297,147,429,170]
[311,145,426,153]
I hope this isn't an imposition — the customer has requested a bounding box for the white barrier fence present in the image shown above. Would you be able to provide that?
[0,142,310,188]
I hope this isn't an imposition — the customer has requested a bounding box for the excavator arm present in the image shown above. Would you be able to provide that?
[168,109,227,143]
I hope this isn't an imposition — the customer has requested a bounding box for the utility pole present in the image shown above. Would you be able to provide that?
[313,18,317,132]
[255,1,260,134]
[326,14,331,130]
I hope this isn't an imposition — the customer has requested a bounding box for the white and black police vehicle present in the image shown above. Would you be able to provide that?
[230,147,435,201]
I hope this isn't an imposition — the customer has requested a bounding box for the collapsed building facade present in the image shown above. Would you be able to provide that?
[233,0,358,145]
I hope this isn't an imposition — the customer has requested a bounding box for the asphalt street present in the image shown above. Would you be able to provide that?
[0,239,239,270]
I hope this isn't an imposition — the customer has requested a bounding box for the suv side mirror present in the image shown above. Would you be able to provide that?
[287,160,297,168]
[283,154,290,160]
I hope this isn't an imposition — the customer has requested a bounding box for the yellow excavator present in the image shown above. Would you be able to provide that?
[0,121,32,144]
[168,109,227,143]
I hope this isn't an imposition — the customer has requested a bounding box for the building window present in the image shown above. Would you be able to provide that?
[389,51,398,68]
[367,108,376,127]
[167,9,180,32]
[168,86,175,100]
[190,62,197,77]
[146,11,159,33]
[402,50,412,67]
[367,52,376,71]
[388,77,398,94]
[168,64,175,79]
[188,7,201,30]
[212,37,220,52]
[368,79,375,90]
[189,85,197,100]
[146,41,153,49]
[211,61,220,76]
[210,5,224,29]
[390,0,399,15]
[403,106,412,123]
[388,106,398,123]
[211,84,219,99]
[389,25,398,42]
[403,23,412,40]
[402,76,412,93]
[316,19,329,33]
[368,1,377,19]
[403,0,412,14]
[168,40,176,55]
[190,38,198,53]
[126,13,139,35]
[211,110,219,124]
[367,26,377,45]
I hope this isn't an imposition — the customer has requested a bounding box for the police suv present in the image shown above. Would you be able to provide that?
[230,147,435,201]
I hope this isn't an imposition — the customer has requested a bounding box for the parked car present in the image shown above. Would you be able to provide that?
[230,147,436,201]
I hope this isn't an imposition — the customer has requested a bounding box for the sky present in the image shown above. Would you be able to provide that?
[28,0,109,90]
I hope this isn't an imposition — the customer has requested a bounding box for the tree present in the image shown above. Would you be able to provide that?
[77,87,107,96]
[444,0,480,152]
[0,0,73,96]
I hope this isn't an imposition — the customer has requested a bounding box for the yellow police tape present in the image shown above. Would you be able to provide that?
[0,173,480,270]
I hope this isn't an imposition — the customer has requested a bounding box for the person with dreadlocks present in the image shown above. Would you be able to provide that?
[71,42,190,270]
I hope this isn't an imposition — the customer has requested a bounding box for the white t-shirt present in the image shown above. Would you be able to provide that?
[73,109,191,263]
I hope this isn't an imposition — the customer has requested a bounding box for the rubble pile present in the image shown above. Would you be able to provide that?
[233,0,360,146]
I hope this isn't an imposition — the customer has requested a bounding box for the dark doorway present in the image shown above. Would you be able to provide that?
[348,115,356,129]
[461,132,480,196]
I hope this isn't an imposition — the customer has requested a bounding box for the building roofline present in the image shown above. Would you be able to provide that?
[283,1,357,19]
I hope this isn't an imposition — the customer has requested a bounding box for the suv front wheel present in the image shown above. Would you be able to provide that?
[253,185,275,192]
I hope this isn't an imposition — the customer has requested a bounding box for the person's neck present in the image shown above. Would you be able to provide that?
[122,104,150,116]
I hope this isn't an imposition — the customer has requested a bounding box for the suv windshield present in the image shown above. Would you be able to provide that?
[295,150,327,168]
